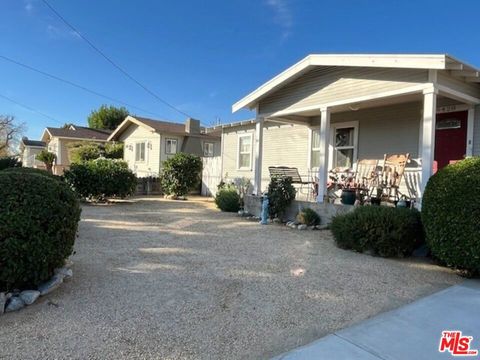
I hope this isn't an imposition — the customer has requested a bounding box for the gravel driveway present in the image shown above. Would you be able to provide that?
[0,197,461,359]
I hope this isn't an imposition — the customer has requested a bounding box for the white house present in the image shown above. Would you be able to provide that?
[108,116,221,177]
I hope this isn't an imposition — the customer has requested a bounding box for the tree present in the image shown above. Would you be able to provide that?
[87,105,129,130]
[0,116,25,156]
[36,150,56,173]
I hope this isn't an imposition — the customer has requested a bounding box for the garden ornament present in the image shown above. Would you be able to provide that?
[260,192,269,225]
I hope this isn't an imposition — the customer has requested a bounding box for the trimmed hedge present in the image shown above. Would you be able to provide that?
[422,157,480,275]
[2,166,61,181]
[330,206,423,257]
[215,187,241,212]
[64,159,137,200]
[0,171,81,291]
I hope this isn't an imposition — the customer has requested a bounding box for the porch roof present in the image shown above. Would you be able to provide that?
[232,54,480,113]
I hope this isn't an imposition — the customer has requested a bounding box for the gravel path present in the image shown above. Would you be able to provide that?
[0,197,461,359]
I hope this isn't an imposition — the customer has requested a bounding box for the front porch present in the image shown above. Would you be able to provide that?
[251,88,477,205]
[232,54,480,206]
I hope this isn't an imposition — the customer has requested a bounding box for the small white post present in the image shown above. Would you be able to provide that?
[420,87,437,196]
[253,117,264,195]
[317,107,330,203]
[466,106,475,157]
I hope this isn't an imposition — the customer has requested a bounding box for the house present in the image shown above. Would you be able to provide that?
[41,125,112,175]
[19,137,46,168]
[221,54,480,205]
[108,116,221,177]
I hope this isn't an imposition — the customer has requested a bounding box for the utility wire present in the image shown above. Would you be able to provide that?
[41,0,193,119]
[0,54,167,119]
[0,92,62,125]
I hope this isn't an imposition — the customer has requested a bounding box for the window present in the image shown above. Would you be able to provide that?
[203,142,214,157]
[238,134,252,169]
[135,142,146,162]
[332,125,357,169]
[165,138,177,154]
[311,130,320,168]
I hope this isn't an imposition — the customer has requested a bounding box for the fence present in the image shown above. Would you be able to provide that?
[201,156,222,197]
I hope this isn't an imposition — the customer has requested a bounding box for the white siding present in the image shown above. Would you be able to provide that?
[258,67,428,115]
[221,124,256,182]
[437,72,480,99]
[330,101,422,159]
[119,124,161,177]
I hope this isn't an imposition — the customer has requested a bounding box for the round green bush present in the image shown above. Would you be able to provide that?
[422,157,480,275]
[0,171,81,291]
[330,206,423,257]
[215,188,241,212]
[1,166,61,181]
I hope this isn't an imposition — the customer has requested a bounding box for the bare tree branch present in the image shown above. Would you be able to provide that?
[0,116,26,156]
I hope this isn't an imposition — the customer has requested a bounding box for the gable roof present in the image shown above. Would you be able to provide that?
[43,126,112,141]
[232,53,480,112]
[108,115,220,141]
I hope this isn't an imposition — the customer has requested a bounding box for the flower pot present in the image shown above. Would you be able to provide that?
[370,197,381,206]
[341,189,356,205]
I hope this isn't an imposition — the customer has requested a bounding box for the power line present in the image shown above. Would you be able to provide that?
[41,0,194,119]
[0,54,168,119]
[0,92,63,125]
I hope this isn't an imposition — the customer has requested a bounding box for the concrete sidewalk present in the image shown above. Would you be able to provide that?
[275,280,480,360]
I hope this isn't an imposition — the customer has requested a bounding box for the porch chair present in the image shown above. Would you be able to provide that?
[373,153,410,202]
[268,166,313,200]
[353,159,379,202]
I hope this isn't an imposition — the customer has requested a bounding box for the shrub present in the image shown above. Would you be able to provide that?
[0,171,81,291]
[68,142,124,164]
[161,153,202,197]
[215,186,241,212]
[104,142,124,159]
[297,207,321,226]
[422,157,480,275]
[0,156,21,170]
[64,159,137,200]
[68,142,102,163]
[36,150,56,173]
[267,176,296,219]
[330,206,423,257]
[2,167,61,181]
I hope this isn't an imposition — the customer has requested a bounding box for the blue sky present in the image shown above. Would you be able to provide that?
[2,0,480,140]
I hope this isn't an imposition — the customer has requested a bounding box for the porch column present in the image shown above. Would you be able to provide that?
[420,87,438,196]
[253,117,264,195]
[466,106,475,157]
[317,107,330,203]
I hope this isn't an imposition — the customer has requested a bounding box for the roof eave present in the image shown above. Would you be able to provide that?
[231,53,476,113]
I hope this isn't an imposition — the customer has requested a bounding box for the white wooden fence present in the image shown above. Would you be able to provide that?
[201,156,222,197]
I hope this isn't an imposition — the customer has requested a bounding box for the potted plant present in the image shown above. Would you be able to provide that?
[339,169,356,205]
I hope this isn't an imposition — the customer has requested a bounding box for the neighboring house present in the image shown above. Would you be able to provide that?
[108,116,221,177]
[40,125,112,175]
[221,53,480,204]
[19,137,46,168]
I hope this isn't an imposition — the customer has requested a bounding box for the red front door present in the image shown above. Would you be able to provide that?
[434,111,467,171]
